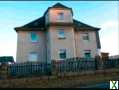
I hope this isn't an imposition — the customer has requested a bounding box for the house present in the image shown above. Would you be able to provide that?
[15,3,101,63]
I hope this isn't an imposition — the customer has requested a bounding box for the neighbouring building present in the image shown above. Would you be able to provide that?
[101,52,109,60]
[15,3,101,63]
[0,56,14,65]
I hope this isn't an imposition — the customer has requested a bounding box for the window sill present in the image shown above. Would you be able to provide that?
[58,37,66,39]
[31,41,39,44]
[58,58,66,60]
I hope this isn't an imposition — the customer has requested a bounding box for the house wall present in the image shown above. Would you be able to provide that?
[45,29,52,63]
[75,30,98,58]
[16,31,47,63]
[48,26,76,60]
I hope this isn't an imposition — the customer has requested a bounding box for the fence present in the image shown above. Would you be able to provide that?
[3,57,119,77]
[52,58,96,73]
[103,59,119,69]
[7,62,51,77]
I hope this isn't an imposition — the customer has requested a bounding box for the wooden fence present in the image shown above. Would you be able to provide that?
[1,57,119,78]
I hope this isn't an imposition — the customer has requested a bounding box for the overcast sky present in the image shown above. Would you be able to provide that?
[0,1,118,60]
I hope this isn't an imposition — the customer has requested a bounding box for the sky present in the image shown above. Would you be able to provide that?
[0,1,119,61]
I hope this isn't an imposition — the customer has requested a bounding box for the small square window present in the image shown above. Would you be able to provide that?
[59,49,66,59]
[57,12,64,20]
[58,28,65,39]
[82,33,89,40]
[30,32,39,42]
[28,52,38,62]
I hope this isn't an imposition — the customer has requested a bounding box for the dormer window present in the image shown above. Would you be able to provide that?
[57,12,64,20]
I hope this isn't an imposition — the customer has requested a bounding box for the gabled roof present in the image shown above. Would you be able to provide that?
[15,16,45,31]
[73,19,100,30]
[22,16,45,28]
[15,17,100,31]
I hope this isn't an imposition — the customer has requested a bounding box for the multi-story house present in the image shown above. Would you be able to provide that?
[15,3,101,63]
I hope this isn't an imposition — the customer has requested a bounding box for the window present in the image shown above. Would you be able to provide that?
[28,52,38,62]
[58,28,65,39]
[82,33,89,40]
[59,49,66,59]
[84,50,91,58]
[57,12,64,20]
[30,32,39,42]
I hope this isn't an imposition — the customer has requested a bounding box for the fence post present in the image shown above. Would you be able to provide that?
[95,55,102,70]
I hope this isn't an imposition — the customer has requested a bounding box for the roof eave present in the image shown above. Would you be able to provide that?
[14,27,45,32]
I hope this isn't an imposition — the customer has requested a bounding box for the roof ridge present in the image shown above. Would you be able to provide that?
[52,3,70,9]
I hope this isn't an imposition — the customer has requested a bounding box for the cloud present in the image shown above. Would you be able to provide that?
[101,21,118,30]
[100,20,119,56]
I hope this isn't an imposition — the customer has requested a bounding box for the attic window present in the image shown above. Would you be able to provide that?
[57,12,64,20]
